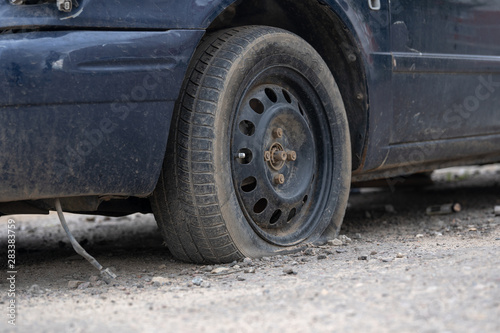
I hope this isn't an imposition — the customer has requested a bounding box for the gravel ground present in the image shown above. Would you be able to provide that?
[1,165,499,333]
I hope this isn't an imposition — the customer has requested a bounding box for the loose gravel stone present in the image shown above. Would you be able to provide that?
[27,284,44,295]
[340,235,352,244]
[211,267,230,274]
[242,258,253,266]
[236,276,246,281]
[200,281,211,288]
[304,248,316,256]
[317,254,327,260]
[68,280,85,289]
[358,256,368,261]
[244,267,256,274]
[151,277,169,286]
[328,239,343,246]
[192,277,203,286]
[78,282,91,290]
[283,268,297,275]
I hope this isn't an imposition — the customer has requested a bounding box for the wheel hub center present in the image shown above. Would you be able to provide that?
[265,142,287,171]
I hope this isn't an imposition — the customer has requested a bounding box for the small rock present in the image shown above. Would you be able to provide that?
[192,277,203,286]
[290,261,299,266]
[304,248,316,256]
[370,251,378,255]
[27,284,44,295]
[300,257,310,262]
[380,257,393,263]
[317,254,327,260]
[283,268,297,275]
[416,234,424,238]
[242,258,253,266]
[151,277,170,285]
[236,275,246,281]
[211,267,230,274]
[396,253,405,259]
[203,265,214,272]
[78,282,91,290]
[68,280,85,289]
[358,256,368,261]
[494,205,500,216]
[233,265,241,269]
[336,249,347,254]
[158,264,167,269]
[340,235,353,243]
[244,267,256,274]
[327,239,343,246]
[200,281,211,288]
[142,276,152,282]
[261,257,271,262]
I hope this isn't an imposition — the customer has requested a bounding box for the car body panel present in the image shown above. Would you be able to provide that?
[0,29,203,201]
[0,0,234,30]
[390,0,500,142]
[380,0,500,171]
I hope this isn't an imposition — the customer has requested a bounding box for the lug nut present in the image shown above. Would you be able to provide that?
[287,151,297,161]
[273,151,287,161]
[264,151,271,162]
[274,174,285,185]
[272,128,283,138]
[237,153,246,159]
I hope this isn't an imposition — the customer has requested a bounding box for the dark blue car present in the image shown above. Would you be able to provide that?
[1,0,499,263]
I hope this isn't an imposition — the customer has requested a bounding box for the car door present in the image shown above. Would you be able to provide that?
[389,0,500,148]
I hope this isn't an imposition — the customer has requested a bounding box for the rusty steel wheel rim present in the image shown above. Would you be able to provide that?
[230,68,334,246]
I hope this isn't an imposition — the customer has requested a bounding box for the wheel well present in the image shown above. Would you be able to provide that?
[208,0,368,170]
